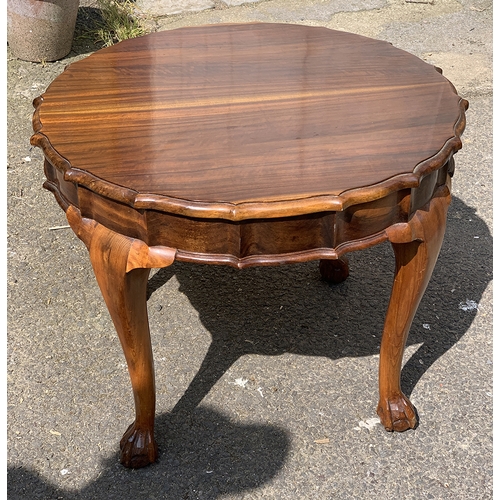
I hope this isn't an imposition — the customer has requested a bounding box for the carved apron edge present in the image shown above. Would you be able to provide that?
[385,183,451,245]
[65,205,177,272]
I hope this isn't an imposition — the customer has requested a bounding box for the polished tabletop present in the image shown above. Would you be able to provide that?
[33,22,464,220]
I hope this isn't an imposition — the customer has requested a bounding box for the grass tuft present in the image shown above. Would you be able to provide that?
[93,0,147,47]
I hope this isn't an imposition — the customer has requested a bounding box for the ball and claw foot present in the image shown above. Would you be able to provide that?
[119,422,158,468]
[377,394,418,432]
[319,257,349,284]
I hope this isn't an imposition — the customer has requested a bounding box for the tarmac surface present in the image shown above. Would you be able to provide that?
[7,0,493,498]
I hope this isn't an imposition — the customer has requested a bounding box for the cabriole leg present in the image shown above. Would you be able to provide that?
[65,206,176,468]
[88,227,157,467]
[377,188,450,431]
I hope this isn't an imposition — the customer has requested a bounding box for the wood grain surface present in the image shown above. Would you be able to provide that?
[32,23,466,220]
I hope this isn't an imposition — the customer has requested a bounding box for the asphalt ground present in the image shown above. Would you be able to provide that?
[7,0,493,498]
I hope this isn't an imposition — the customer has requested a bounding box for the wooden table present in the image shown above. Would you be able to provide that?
[31,23,467,468]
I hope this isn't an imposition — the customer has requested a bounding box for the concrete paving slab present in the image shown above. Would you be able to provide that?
[137,0,266,17]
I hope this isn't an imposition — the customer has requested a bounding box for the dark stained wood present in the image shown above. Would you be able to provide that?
[319,256,350,284]
[32,23,466,220]
[31,23,468,468]
[41,157,454,267]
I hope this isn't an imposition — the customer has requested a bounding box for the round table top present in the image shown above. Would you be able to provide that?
[33,23,466,220]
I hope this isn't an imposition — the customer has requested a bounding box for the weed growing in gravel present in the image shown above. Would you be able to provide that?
[93,0,147,46]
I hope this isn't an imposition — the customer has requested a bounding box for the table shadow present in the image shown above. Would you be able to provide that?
[7,406,290,499]
[146,195,492,416]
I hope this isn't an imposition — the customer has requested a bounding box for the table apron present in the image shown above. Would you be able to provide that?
[42,157,453,268]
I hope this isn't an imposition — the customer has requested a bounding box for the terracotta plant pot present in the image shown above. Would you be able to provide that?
[7,0,80,62]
